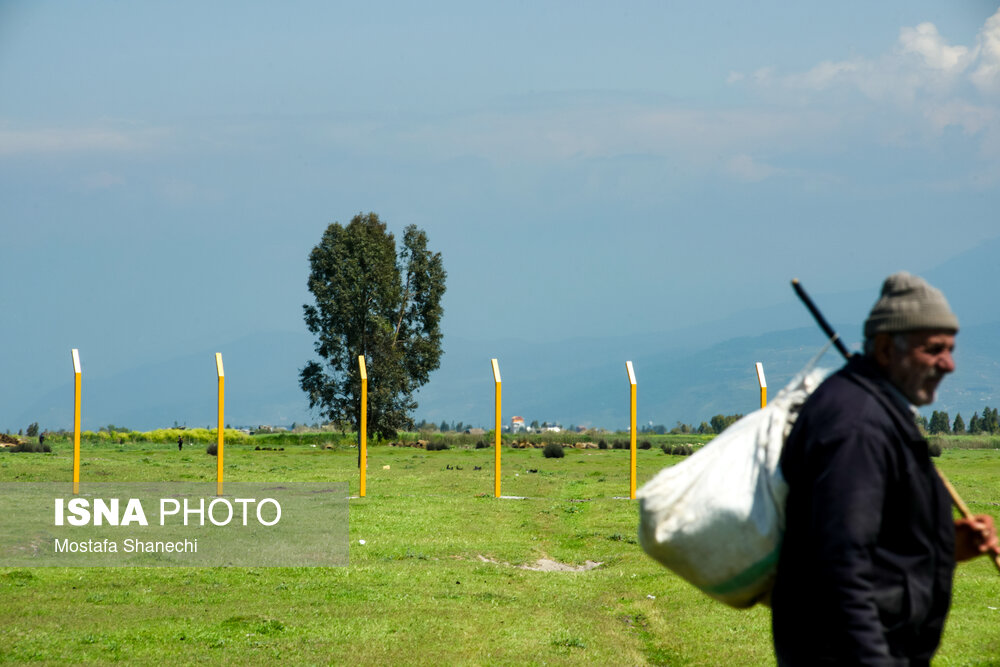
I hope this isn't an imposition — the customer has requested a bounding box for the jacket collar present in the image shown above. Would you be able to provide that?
[842,354,925,441]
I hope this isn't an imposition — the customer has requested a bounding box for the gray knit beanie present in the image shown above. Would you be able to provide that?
[863,272,959,338]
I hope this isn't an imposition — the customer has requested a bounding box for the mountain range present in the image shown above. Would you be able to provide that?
[11,237,1000,433]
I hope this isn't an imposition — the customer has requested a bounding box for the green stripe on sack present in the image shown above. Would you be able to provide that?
[702,548,778,597]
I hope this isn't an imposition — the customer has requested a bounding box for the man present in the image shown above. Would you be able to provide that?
[772,272,998,666]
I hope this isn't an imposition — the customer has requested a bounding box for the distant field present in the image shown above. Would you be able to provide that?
[1,439,998,665]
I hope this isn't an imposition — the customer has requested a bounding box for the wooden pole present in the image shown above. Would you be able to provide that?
[937,469,1000,573]
[72,349,81,495]
[216,353,225,496]
[492,359,502,498]
[359,355,367,498]
[626,361,637,500]
[755,362,767,408]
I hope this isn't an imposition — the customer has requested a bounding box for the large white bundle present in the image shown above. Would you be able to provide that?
[637,363,828,608]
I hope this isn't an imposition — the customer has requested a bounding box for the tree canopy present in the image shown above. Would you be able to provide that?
[928,410,951,435]
[952,412,965,435]
[299,213,446,439]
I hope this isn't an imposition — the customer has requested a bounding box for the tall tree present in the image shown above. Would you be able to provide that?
[299,213,446,439]
[980,406,997,434]
[969,412,982,434]
[709,413,742,434]
[928,410,950,435]
[952,413,965,435]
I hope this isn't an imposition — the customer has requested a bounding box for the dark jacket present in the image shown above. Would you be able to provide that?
[772,356,955,666]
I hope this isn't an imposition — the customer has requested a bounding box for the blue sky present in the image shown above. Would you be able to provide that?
[2,2,1000,430]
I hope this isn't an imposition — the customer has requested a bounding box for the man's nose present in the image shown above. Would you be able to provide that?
[938,351,956,373]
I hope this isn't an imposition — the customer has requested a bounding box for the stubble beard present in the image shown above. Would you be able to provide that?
[895,355,943,407]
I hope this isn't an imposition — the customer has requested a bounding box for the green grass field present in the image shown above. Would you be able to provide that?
[2,440,999,665]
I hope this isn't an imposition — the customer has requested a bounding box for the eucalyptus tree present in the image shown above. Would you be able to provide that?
[952,413,965,435]
[928,410,951,435]
[300,212,446,440]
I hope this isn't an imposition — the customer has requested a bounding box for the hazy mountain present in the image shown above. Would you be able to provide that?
[11,237,1000,433]
[413,321,998,431]
[15,331,317,432]
[15,318,999,434]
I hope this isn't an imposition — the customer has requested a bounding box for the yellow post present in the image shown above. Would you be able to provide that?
[755,362,767,409]
[359,355,367,498]
[216,353,225,496]
[626,361,637,499]
[72,349,82,495]
[492,358,502,498]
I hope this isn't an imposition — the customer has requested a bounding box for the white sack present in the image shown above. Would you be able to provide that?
[637,362,829,608]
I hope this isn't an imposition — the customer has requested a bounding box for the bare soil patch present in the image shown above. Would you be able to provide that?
[476,554,603,572]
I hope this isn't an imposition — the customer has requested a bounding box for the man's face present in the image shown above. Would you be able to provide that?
[879,330,957,406]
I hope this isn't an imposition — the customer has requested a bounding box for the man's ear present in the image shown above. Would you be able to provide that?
[871,333,894,369]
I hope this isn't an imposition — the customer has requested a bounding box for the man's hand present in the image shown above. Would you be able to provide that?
[954,514,999,562]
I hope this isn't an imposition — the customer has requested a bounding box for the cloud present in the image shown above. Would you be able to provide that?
[784,59,866,91]
[721,7,1000,181]
[731,8,1000,103]
[923,100,1000,157]
[156,177,224,205]
[0,124,164,156]
[898,22,971,73]
[723,154,782,183]
[925,100,996,135]
[80,171,125,191]
[970,10,1000,94]
[318,99,843,172]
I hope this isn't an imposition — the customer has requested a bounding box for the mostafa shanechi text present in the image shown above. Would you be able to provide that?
[54,538,198,553]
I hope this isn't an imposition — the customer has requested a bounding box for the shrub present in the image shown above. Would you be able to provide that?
[206,443,218,456]
[946,435,1000,450]
[542,442,565,458]
[639,440,652,450]
[475,440,488,449]
[598,439,607,450]
[927,440,943,457]
[612,440,627,450]
[8,442,50,453]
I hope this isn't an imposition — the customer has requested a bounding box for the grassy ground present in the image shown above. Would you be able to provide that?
[1,441,998,665]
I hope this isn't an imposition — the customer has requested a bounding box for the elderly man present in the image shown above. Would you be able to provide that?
[772,272,999,666]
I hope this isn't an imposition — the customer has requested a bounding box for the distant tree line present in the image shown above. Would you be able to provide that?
[12,407,1000,441]
[926,407,1000,435]
[641,414,744,436]
[414,419,471,433]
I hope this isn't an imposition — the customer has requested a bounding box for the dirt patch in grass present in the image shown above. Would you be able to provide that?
[476,554,603,572]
